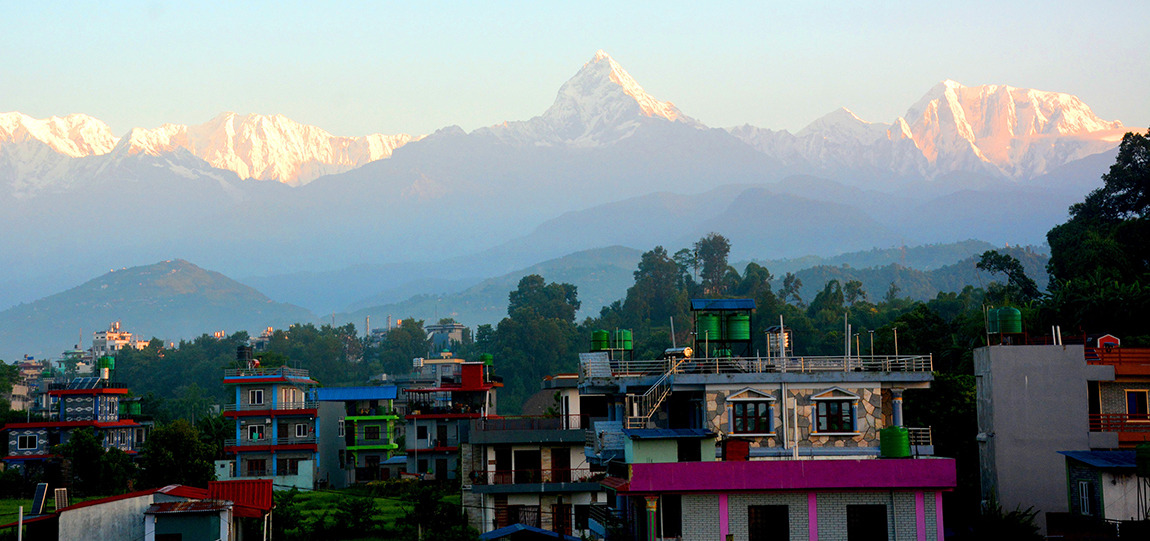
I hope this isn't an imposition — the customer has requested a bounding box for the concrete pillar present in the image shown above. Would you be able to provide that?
[644,496,658,541]
[893,390,904,427]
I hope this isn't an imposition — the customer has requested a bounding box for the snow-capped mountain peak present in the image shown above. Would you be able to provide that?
[797,107,888,145]
[113,112,422,186]
[0,112,119,157]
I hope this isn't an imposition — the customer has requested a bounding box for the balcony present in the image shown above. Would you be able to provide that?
[581,354,933,380]
[224,436,317,447]
[223,400,318,412]
[1085,347,1150,376]
[472,467,599,485]
[1090,413,1150,433]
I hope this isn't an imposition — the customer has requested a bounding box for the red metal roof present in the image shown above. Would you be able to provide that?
[48,388,130,396]
[146,500,232,514]
[55,484,209,514]
[209,479,273,514]
[599,476,630,492]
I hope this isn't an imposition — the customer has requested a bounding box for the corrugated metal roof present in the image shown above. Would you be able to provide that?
[315,386,398,401]
[209,479,273,512]
[1058,450,1137,470]
[690,298,755,311]
[384,455,407,465]
[479,523,581,541]
[622,428,715,439]
[145,500,232,514]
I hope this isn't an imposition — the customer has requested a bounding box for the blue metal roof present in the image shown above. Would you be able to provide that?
[383,455,407,465]
[690,298,755,311]
[479,523,580,541]
[622,428,715,439]
[314,386,398,401]
[1058,450,1136,470]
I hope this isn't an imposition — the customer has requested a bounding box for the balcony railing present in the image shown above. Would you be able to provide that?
[1085,348,1150,375]
[471,468,598,485]
[908,426,932,446]
[582,354,933,380]
[472,415,587,432]
[1089,413,1150,432]
[223,400,318,412]
[225,436,317,446]
[588,505,626,528]
[223,367,312,379]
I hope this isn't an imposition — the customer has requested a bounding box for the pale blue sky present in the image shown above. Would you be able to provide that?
[2,1,1147,137]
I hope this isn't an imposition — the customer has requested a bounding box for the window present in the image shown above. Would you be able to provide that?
[417,425,428,440]
[748,505,788,541]
[276,458,302,475]
[816,400,855,433]
[17,435,36,450]
[248,425,265,441]
[1126,390,1148,420]
[1078,480,1092,516]
[365,425,382,441]
[846,504,888,541]
[732,401,773,433]
[295,424,308,438]
[338,418,345,437]
[249,389,264,406]
[246,459,267,476]
[574,505,590,530]
[135,428,146,444]
[677,439,701,462]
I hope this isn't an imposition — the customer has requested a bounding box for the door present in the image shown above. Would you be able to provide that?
[551,448,571,482]
[514,450,542,483]
[748,505,788,541]
[437,424,449,447]
[436,458,449,480]
[494,447,512,484]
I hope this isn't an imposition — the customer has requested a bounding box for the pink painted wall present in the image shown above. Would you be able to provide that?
[628,458,956,493]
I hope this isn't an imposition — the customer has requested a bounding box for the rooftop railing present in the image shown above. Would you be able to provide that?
[582,354,933,380]
[1085,347,1150,374]
[223,367,312,379]
[472,415,587,432]
[224,435,317,447]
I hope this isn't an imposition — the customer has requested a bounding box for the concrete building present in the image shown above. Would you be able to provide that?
[975,344,1117,532]
[462,375,607,537]
[405,361,500,480]
[216,365,319,490]
[314,386,401,488]
[3,376,144,472]
[580,298,953,541]
[90,322,148,357]
[426,321,468,352]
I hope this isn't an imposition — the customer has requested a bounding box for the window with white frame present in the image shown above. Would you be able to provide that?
[338,418,345,437]
[17,435,36,450]
[1078,480,1092,515]
[295,423,307,438]
[815,400,854,432]
[249,389,264,406]
[731,401,773,434]
[248,424,266,441]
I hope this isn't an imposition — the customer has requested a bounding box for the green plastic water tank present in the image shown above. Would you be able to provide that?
[479,353,494,366]
[726,314,751,341]
[99,356,115,370]
[986,308,1000,334]
[1136,443,1150,477]
[40,368,52,378]
[998,307,1022,334]
[697,313,721,342]
[612,330,633,351]
[880,426,911,458]
[590,330,610,351]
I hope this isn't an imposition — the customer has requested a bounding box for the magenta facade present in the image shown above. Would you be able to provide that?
[628,457,956,493]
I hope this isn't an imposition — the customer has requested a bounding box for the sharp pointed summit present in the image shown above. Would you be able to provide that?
[478,50,704,146]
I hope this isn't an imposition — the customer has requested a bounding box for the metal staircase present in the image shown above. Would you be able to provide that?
[624,359,685,429]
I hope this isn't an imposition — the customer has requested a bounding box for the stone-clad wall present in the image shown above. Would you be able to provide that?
[704,385,885,448]
[1100,382,1150,414]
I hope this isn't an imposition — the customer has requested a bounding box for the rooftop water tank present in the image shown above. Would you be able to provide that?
[880,426,911,458]
[697,313,721,342]
[725,314,751,341]
[590,330,609,352]
[998,307,1022,334]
